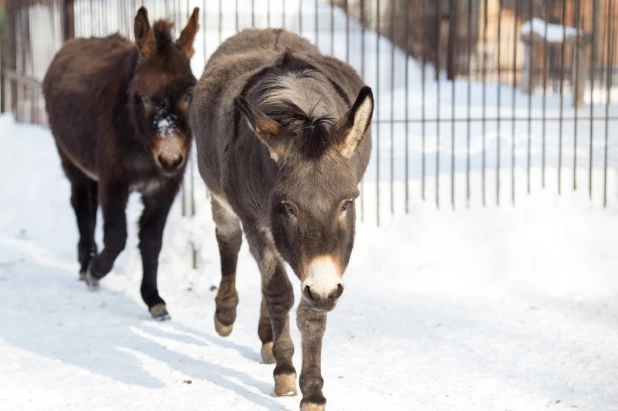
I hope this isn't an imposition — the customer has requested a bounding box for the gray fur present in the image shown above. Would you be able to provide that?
[191,28,373,410]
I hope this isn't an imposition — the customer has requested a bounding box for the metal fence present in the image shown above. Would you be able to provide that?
[1,0,618,225]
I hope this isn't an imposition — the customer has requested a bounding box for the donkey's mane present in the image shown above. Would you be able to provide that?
[152,20,175,52]
[240,54,341,159]
[269,100,337,158]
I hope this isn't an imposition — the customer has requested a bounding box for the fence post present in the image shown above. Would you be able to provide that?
[447,0,458,80]
[1,0,16,115]
[0,0,6,114]
[63,0,75,42]
[592,0,600,65]
[573,41,589,108]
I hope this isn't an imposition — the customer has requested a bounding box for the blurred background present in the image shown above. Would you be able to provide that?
[1,0,618,225]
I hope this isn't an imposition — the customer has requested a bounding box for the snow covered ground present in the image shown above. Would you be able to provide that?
[2,114,618,411]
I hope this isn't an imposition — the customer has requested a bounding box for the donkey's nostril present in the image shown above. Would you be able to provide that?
[304,285,316,301]
[335,283,344,298]
[171,155,183,169]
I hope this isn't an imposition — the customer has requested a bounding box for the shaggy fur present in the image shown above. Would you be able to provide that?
[191,28,373,410]
[43,7,199,319]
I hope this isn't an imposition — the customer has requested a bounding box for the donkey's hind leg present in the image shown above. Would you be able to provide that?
[59,153,98,280]
[211,197,242,336]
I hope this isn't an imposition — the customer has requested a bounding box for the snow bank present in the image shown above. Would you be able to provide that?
[520,18,583,42]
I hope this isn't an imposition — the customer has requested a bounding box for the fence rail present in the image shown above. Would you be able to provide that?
[1,0,618,225]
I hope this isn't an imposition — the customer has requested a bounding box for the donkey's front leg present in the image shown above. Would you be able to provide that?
[211,199,242,336]
[86,181,129,290]
[138,185,177,320]
[261,251,297,396]
[297,299,328,411]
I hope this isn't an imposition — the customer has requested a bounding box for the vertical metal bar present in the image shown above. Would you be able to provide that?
[449,0,456,210]
[421,0,426,202]
[511,0,519,205]
[283,0,286,29]
[267,0,271,27]
[481,0,487,206]
[588,0,597,199]
[345,0,350,63]
[496,0,502,205]
[390,0,395,214]
[603,0,614,207]
[252,0,256,28]
[299,0,303,35]
[331,0,335,55]
[202,0,206,69]
[360,0,365,221]
[436,0,441,209]
[573,0,581,191]
[104,0,109,35]
[236,0,239,32]
[181,180,186,217]
[558,0,566,194]
[190,150,196,269]
[526,0,533,194]
[593,0,601,66]
[598,0,607,95]
[542,0,549,188]
[219,0,223,43]
[315,0,318,45]
[404,0,410,213]
[466,0,472,206]
[63,0,75,41]
[376,0,381,224]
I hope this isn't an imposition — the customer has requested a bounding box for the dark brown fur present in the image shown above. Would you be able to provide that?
[43,7,199,319]
[191,29,373,410]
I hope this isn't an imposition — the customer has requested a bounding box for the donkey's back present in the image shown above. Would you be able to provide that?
[43,34,134,122]
[207,28,318,66]
[43,34,136,173]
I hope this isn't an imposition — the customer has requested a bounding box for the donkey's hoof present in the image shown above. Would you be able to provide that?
[84,269,99,291]
[214,314,234,337]
[150,304,171,321]
[300,400,326,411]
[261,342,275,364]
[79,270,87,282]
[274,373,297,397]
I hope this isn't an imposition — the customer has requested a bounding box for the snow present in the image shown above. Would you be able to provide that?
[154,107,178,137]
[520,18,583,43]
[2,113,618,411]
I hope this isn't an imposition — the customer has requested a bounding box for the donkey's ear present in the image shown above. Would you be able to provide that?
[334,86,374,159]
[234,96,283,161]
[134,7,156,58]
[176,7,200,59]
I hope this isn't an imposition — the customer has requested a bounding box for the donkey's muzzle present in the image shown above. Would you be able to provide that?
[303,283,344,312]
[158,154,184,170]
[301,255,345,312]
[152,132,187,172]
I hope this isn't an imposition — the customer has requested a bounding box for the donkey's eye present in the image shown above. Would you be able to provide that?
[141,95,151,105]
[183,93,192,103]
[341,201,353,213]
[282,203,298,217]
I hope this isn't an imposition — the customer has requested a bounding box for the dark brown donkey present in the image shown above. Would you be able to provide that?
[43,7,199,320]
[191,29,373,410]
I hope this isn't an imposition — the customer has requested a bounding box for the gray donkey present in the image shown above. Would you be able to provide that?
[191,28,373,411]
